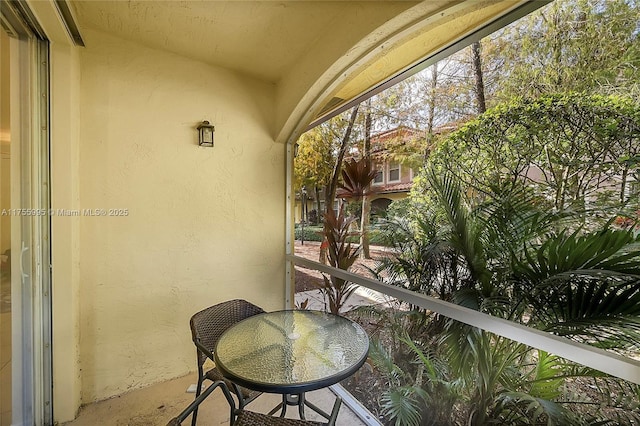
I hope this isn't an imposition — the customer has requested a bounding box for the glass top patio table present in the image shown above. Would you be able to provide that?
[214,310,370,394]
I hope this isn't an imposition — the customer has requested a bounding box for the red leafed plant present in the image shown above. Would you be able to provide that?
[336,158,378,200]
[321,205,361,314]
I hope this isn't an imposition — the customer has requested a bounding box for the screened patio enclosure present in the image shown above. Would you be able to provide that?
[7,1,635,425]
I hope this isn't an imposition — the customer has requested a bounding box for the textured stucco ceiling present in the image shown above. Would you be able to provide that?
[69,0,537,141]
[71,1,420,84]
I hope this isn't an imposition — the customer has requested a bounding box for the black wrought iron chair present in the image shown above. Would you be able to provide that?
[167,381,342,426]
[189,299,265,426]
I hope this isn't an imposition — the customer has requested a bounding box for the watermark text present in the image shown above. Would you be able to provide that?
[1,208,129,217]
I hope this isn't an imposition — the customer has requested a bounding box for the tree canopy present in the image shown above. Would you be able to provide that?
[419,93,640,215]
[487,0,640,102]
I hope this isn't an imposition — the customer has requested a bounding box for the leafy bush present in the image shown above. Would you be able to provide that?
[294,225,323,242]
[421,93,640,216]
[295,223,392,246]
[361,168,640,425]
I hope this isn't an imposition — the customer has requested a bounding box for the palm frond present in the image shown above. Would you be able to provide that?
[525,277,640,349]
[380,386,424,426]
[372,215,462,301]
[399,334,439,380]
[427,169,492,295]
[367,338,407,384]
[336,157,378,200]
[511,226,640,348]
[496,391,583,425]
[514,228,640,283]
[528,351,565,400]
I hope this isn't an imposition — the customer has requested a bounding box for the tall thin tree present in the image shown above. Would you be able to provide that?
[320,105,360,263]
[425,62,440,161]
[360,101,373,258]
[471,41,487,114]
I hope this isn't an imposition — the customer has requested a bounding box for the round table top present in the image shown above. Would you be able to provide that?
[214,310,370,394]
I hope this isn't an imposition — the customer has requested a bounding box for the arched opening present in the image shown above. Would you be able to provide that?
[371,197,393,222]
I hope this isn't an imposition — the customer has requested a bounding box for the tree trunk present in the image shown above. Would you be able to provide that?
[326,105,360,206]
[319,105,360,263]
[471,41,487,114]
[314,185,321,224]
[425,62,439,162]
[360,104,372,259]
[620,167,628,204]
[360,198,371,258]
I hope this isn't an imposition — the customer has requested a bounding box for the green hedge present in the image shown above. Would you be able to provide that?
[294,225,323,242]
[294,225,390,246]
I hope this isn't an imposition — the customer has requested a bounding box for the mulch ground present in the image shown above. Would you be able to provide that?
[293,240,392,292]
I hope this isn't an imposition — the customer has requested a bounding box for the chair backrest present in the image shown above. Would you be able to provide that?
[190,299,265,367]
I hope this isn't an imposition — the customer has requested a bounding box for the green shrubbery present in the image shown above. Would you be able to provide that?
[294,224,323,242]
[354,94,640,425]
[355,169,640,426]
[294,223,390,246]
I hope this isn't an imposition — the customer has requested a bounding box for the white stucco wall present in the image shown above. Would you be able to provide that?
[77,29,285,403]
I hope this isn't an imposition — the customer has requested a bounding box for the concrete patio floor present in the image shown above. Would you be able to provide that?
[62,372,368,426]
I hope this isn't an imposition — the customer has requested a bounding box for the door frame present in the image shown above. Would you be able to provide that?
[2,1,53,424]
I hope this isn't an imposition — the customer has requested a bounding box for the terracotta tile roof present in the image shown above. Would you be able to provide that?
[374,182,413,194]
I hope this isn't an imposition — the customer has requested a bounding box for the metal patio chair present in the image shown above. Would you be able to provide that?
[189,299,265,426]
[167,380,235,426]
[232,409,339,426]
[167,381,341,426]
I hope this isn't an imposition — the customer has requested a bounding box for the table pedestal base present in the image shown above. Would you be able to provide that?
[267,393,342,424]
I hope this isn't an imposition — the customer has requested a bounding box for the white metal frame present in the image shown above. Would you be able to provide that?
[288,255,640,385]
[283,0,638,413]
[285,142,295,309]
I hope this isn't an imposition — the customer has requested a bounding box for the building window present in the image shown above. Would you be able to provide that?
[388,162,400,182]
[373,165,383,185]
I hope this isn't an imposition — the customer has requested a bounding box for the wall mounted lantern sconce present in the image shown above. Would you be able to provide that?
[197,120,215,147]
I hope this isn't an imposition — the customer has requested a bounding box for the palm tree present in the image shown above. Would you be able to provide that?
[367,168,640,425]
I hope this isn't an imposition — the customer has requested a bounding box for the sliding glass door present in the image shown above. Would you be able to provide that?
[1,29,12,425]
[1,8,52,425]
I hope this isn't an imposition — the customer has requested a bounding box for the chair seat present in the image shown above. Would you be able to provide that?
[234,411,327,426]
[189,300,266,425]
[204,367,260,401]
